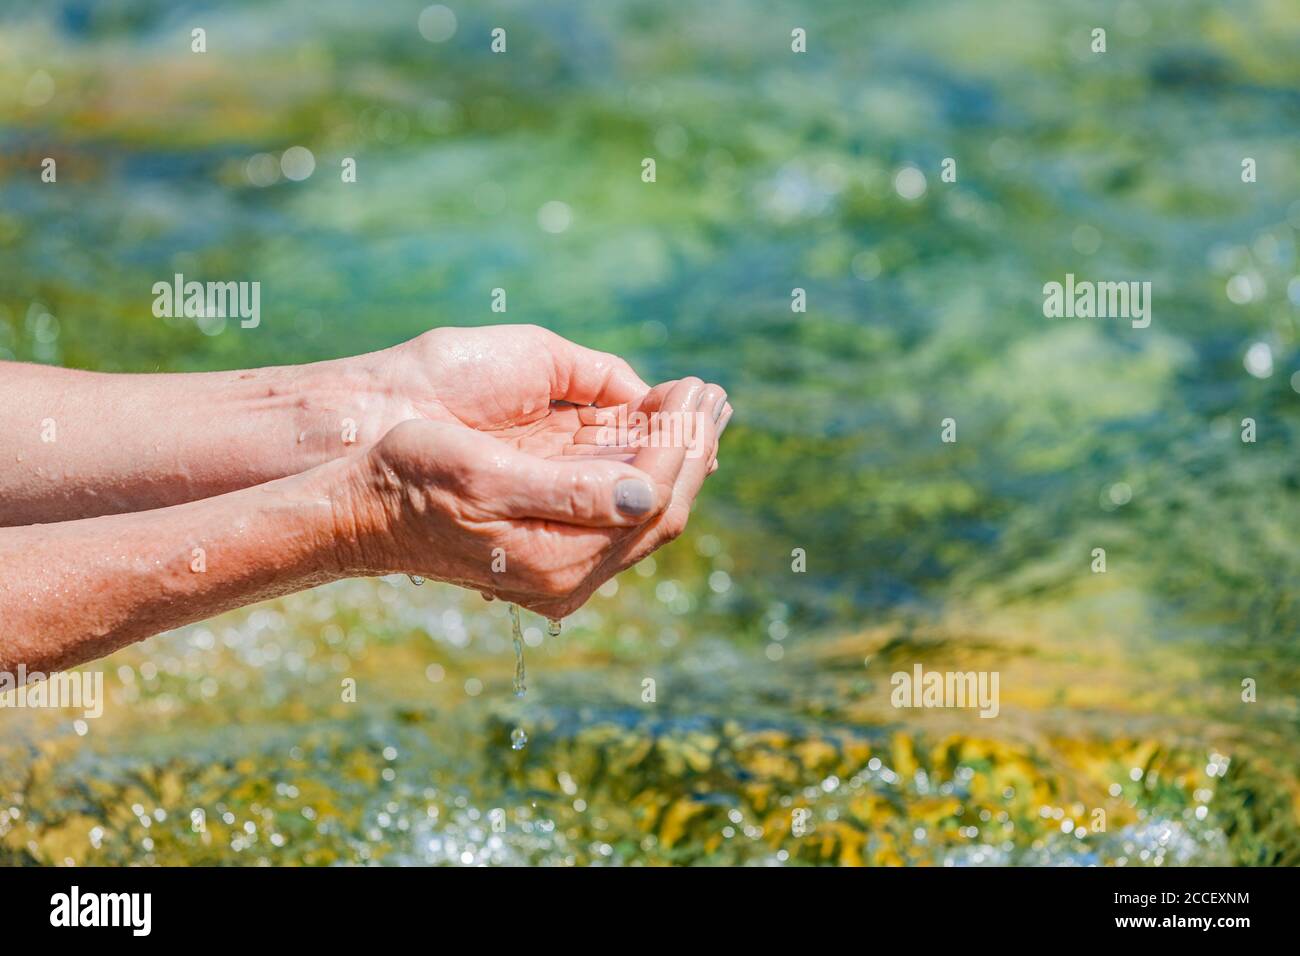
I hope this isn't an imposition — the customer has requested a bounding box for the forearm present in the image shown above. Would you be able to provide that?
[0,458,355,673]
[0,354,407,525]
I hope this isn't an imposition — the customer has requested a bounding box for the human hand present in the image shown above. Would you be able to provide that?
[334,377,727,618]
[562,377,733,475]
[364,324,731,462]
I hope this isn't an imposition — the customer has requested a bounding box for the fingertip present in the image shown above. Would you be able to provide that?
[577,404,624,427]
[628,377,706,492]
[698,384,728,423]
[614,476,656,518]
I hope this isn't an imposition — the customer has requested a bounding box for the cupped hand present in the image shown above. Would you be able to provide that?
[334,377,726,618]
[362,324,732,465]
[384,325,647,451]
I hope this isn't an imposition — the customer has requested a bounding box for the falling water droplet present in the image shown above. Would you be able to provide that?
[508,605,529,751]
[547,618,562,637]
[408,575,424,586]
[509,604,526,698]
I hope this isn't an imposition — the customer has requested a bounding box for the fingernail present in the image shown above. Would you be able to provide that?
[614,478,654,516]
[713,396,725,422]
[718,415,730,438]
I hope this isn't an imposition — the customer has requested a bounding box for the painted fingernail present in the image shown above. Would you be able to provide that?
[614,478,654,516]
[713,395,726,422]
[718,415,730,437]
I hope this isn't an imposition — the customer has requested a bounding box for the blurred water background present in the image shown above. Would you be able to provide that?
[1,0,1298,865]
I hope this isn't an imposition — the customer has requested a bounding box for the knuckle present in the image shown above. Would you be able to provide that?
[603,352,634,378]
[556,471,592,519]
[525,323,555,345]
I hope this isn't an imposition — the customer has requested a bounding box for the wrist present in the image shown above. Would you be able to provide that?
[309,447,395,578]
[289,350,416,471]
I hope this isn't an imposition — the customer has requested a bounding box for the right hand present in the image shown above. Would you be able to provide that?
[335,378,727,618]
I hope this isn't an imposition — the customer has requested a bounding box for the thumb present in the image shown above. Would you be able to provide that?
[498,455,662,528]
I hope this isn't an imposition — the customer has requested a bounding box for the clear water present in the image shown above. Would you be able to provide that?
[508,605,526,700]
[508,604,527,752]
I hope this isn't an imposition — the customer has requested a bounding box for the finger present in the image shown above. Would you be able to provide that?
[544,330,652,408]
[563,401,717,611]
[628,377,706,510]
[572,409,646,447]
[688,385,724,474]
[627,380,680,416]
[692,384,725,466]
[503,389,721,618]
[627,406,716,562]
[574,380,681,425]
[496,453,664,528]
[571,383,712,445]
[571,424,631,446]
[708,405,733,470]
[577,404,624,426]
[704,385,728,424]
[409,421,659,530]
[574,377,685,436]
[559,446,638,461]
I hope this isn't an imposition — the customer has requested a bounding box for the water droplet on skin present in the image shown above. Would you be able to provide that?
[408,575,424,586]
[509,604,526,698]
[547,618,562,637]
[510,727,528,750]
